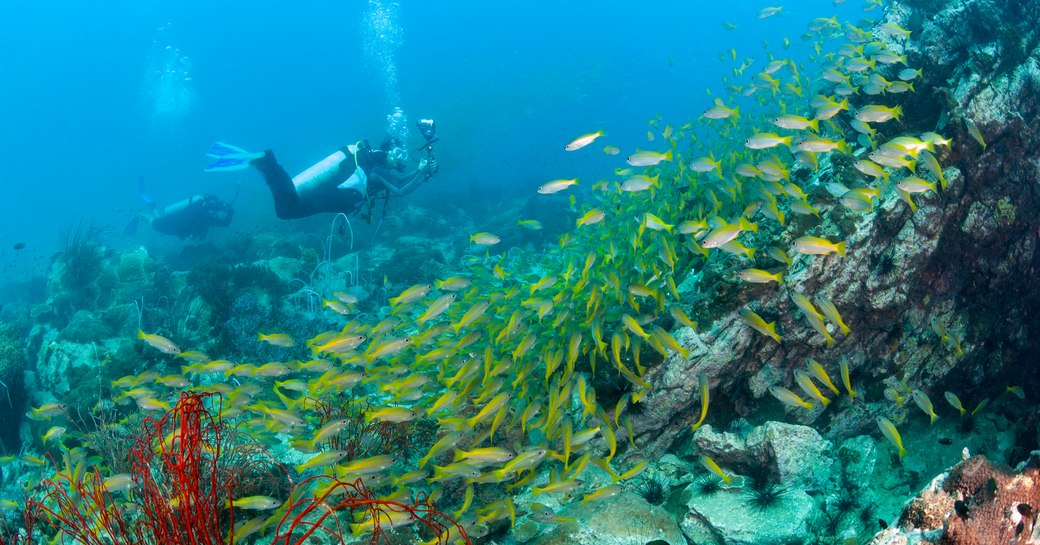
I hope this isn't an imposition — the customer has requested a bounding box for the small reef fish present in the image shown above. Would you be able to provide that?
[792,236,846,257]
[738,268,783,284]
[435,276,471,291]
[103,473,137,493]
[964,118,986,151]
[565,130,604,151]
[469,232,501,245]
[876,416,907,459]
[257,333,294,347]
[703,98,740,120]
[758,6,783,19]
[581,484,622,504]
[27,402,68,421]
[738,308,781,342]
[699,455,732,484]
[366,407,419,423]
[537,179,578,194]
[690,373,710,432]
[389,283,431,307]
[794,370,830,407]
[42,426,67,445]
[855,104,903,123]
[769,385,814,410]
[745,133,793,150]
[577,209,606,227]
[807,359,840,395]
[517,219,543,230]
[840,358,857,398]
[911,390,939,424]
[626,149,673,167]
[944,391,966,416]
[227,496,282,510]
[295,450,349,473]
[603,145,621,155]
[137,330,180,354]
[815,295,851,336]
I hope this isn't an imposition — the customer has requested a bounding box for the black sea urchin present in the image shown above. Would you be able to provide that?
[636,476,667,505]
[694,474,723,497]
[746,482,788,510]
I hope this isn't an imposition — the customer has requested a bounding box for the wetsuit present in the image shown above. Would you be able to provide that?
[150,194,234,239]
[252,146,427,220]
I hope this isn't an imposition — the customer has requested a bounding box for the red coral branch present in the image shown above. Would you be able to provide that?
[271,476,471,545]
[129,391,234,545]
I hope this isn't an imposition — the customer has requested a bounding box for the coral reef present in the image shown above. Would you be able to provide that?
[871,452,1040,544]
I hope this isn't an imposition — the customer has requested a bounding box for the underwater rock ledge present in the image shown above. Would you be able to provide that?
[633,0,1040,461]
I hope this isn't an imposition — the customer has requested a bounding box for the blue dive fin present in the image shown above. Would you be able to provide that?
[137,176,155,206]
[206,141,264,160]
[205,156,253,172]
[123,215,140,236]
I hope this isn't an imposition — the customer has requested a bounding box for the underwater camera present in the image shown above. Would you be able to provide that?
[417,118,437,143]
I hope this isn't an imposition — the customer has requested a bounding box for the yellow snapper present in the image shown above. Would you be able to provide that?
[469,232,501,245]
[137,330,181,354]
[565,130,604,151]
[626,149,673,167]
[537,178,578,194]
[876,416,907,459]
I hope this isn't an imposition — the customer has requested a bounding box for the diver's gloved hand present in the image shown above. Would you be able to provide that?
[419,158,439,177]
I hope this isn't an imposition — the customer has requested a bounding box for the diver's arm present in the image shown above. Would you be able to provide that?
[369,167,426,197]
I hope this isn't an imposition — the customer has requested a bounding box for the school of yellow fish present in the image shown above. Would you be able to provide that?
[15,5,998,544]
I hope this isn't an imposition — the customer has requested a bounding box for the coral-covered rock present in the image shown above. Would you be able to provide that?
[871,454,1040,545]
[683,483,817,545]
[533,492,684,545]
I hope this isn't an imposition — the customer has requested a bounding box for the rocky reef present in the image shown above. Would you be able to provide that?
[872,452,1040,544]
[1,0,1037,544]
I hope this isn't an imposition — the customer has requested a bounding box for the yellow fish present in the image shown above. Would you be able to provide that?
[690,373,710,432]
[565,130,604,151]
[137,330,180,354]
[537,178,578,194]
[469,232,501,245]
[227,496,282,510]
[738,308,781,342]
[876,416,907,459]
[257,332,294,347]
[964,118,986,151]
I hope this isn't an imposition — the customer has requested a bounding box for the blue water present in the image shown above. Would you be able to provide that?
[0,0,860,291]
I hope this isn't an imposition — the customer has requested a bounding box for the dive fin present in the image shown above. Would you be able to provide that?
[204,156,254,172]
[123,215,140,236]
[137,176,155,206]
[206,141,264,160]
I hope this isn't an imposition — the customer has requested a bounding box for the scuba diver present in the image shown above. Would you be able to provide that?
[204,118,440,221]
[125,177,237,240]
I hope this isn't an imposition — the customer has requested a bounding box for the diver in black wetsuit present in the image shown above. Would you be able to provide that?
[205,119,439,221]
[150,195,234,239]
[126,179,237,240]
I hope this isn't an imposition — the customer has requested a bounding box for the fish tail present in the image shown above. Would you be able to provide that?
[766,322,781,343]
[929,413,938,425]
[835,242,847,257]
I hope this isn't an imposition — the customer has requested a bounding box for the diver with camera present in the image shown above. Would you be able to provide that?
[205,118,439,221]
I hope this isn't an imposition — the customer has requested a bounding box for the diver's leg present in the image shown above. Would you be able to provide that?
[253,150,305,219]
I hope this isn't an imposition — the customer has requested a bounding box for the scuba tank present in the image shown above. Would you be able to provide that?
[291,146,365,200]
[159,195,204,217]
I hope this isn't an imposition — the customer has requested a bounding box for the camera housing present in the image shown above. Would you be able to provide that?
[417,119,436,142]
